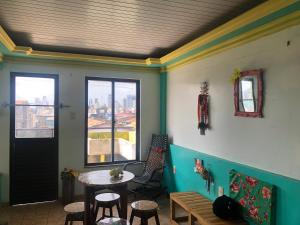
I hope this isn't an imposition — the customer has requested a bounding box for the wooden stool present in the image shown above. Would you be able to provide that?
[94,193,121,221]
[97,217,129,225]
[129,200,160,225]
[64,202,84,225]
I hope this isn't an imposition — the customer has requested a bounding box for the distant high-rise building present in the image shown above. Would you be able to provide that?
[107,94,112,108]
[124,95,136,111]
[42,96,49,105]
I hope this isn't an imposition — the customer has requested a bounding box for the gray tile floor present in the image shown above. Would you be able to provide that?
[0,197,172,225]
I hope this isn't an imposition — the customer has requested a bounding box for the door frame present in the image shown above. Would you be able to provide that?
[9,72,59,205]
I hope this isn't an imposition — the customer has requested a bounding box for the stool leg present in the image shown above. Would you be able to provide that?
[129,211,135,225]
[101,207,105,219]
[155,212,160,225]
[141,217,148,225]
[64,216,69,225]
[116,203,121,217]
[109,207,113,217]
[94,203,100,220]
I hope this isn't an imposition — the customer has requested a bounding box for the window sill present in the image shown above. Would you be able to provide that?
[84,160,137,168]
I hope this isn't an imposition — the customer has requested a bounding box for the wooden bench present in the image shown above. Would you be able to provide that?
[170,192,247,225]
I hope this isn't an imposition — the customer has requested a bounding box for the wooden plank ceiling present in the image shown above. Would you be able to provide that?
[0,0,265,59]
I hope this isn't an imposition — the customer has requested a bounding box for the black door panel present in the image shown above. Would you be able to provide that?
[10,73,58,205]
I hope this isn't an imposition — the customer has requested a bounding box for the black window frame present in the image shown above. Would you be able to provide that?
[85,76,140,166]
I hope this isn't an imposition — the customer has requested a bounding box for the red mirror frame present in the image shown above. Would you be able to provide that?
[234,69,263,117]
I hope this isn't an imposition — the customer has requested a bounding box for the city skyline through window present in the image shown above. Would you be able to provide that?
[14,76,57,138]
[86,77,140,165]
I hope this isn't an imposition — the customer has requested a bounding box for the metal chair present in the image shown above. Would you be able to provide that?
[123,134,168,199]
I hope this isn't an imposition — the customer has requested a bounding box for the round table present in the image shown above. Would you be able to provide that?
[78,170,134,225]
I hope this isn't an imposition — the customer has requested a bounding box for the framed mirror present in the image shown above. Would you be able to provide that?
[234,69,263,117]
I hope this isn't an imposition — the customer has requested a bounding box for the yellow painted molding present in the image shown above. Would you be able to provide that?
[165,11,300,72]
[0,0,299,70]
[29,50,147,66]
[0,26,158,67]
[0,26,16,51]
[13,46,33,55]
[160,0,297,64]
[145,58,161,65]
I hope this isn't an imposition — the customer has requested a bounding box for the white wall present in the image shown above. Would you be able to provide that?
[167,25,300,180]
[0,59,160,202]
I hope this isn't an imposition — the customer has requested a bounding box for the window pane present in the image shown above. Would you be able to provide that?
[87,80,112,164]
[15,106,54,138]
[114,82,137,161]
[16,77,55,105]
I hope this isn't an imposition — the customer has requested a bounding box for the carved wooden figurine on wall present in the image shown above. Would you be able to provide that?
[197,82,209,135]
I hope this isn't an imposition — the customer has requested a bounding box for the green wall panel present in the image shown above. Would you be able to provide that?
[164,144,300,225]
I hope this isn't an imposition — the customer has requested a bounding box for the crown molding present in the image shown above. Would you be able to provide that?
[0,1,299,71]
[160,1,298,65]
[0,26,15,52]
[165,9,300,71]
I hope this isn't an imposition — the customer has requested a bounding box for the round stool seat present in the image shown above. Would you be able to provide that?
[130,200,160,225]
[131,200,158,211]
[98,218,129,225]
[64,202,84,213]
[94,193,122,221]
[95,193,120,202]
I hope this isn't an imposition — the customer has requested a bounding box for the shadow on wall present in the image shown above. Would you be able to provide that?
[163,149,177,193]
[0,173,2,203]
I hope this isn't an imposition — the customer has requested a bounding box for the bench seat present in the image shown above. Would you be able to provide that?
[170,192,247,225]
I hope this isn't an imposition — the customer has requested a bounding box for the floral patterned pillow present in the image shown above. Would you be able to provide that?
[229,170,274,225]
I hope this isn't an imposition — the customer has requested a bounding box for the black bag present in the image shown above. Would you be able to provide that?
[212,195,239,219]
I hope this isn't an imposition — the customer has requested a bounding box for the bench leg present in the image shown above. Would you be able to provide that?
[170,199,176,221]
[188,214,196,225]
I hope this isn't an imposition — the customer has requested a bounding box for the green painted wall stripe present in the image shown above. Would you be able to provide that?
[160,71,167,134]
[164,2,300,66]
[164,144,300,225]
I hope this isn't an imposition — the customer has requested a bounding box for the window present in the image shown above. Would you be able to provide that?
[85,77,140,165]
[14,76,57,138]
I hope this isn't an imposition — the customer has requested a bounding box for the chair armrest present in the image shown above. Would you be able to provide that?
[123,161,146,170]
[123,161,146,177]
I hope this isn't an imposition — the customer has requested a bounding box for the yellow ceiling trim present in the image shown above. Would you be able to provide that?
[145,58,161,65]
[160,0,297,64]
[0,26,16,51]
[0,26,160,67]
[165,11,300,72]
[30,50,147,65]
[13,46,33,55]
[0,1,298,69]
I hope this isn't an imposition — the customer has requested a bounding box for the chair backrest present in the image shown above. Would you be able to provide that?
[144,134,168,176]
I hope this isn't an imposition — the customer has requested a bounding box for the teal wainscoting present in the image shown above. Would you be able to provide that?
[164,144,300,225]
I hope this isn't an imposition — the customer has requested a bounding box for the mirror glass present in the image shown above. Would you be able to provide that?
[238,76,257,112]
